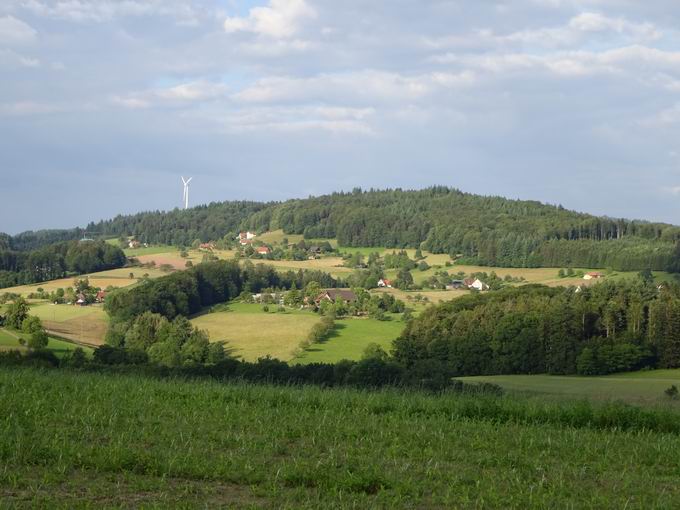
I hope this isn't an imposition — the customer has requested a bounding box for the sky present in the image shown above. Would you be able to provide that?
[1,0,680,234]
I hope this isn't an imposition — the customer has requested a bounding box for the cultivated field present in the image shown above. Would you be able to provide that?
[191,303,322,361]
[2,267,170,298]
[0,328,92,356]
[294,316,405,364]
[372,286,468,305]
[248,257,353,278]
[30,303,108,346]
[3,368,680,507]
[462,370,680,406]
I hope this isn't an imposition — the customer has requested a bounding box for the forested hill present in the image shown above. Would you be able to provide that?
[4,187,680,271]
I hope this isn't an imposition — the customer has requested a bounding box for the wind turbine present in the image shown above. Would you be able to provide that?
[181,176,193,210]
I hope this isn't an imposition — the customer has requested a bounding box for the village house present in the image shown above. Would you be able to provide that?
[199,242,215,251]
[307,246,322,259]
[256,246,271,255]
[128,239,141,249]
[315,289,358,306]
[464,278,489,291]
[96,290,106,303]
[583,272,604,280]
[377,278,392,288]
[446,280,465,290]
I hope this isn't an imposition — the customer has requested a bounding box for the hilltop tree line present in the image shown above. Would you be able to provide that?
[5,187,680,272]
[0,241,126,289]
[394,279,680,376]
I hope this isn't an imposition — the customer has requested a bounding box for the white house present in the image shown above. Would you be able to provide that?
[377,278,393,288]
[583,272,604,280]
[465,278,489,291]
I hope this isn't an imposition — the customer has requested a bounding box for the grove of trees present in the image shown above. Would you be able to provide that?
[394,279,680,376]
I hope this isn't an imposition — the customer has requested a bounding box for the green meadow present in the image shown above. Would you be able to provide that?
[2,367,680,508]
[294,316,405,364]
[461,370,680,406]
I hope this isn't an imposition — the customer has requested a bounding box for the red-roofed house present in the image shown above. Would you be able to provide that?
[377,278,392,288]
[256,246,271,255]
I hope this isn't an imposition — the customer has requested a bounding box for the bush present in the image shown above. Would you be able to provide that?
[27,330,49,350]
[664,385,679,400]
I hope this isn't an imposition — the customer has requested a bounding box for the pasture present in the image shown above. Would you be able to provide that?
[294,316,405,364]
[191,303,322,361]
[461,370,680,406]
[3,367,680,507]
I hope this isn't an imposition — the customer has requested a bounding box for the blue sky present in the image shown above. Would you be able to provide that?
[1,0,680,233]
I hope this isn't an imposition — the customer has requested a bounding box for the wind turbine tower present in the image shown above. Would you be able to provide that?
[181,176,193,210]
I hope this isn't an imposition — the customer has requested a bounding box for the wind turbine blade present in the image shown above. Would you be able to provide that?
[186,177,192,184]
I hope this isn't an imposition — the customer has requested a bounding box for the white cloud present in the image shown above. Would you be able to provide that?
[13,0,204,24]
[223,0,316,39]
[233,70,475,106]
[113,80,229,109]
[0,15,37,45]
[0,48,40,68]
[200,105,376,135]
[0,101,61,115]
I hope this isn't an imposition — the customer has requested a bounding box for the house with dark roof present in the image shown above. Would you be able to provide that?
[315,289,357,305]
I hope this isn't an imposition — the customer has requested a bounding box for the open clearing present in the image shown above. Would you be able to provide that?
[191,303,321,361]
[461,370,680,406]
[3,367,680,508]
[294,316,405,364]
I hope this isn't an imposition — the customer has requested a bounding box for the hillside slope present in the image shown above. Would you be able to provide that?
[5,187,680,271]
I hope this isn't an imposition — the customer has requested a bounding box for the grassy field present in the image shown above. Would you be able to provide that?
[461,370,680,406]
[2,267,170,298]
[2,367,680,507]
[256,229,304,245]
[294,316,405,364]
[0,328,92,356]
[29,303,108,346]
[123,244,176,257]
[191,303,322,361]
[249,257,353,278]
[372,286,468,305]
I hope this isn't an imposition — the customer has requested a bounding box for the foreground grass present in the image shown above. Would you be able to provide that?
[2,368,680,508]
[461,370,680,406]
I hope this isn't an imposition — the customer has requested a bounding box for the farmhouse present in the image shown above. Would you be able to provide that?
[199,242,215,251]
[256,246,271,255]
[316,289,357,305]
[583,272,604,280]
[128,240,141,249]
[377,278,392,288]
[464,278,489,291]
